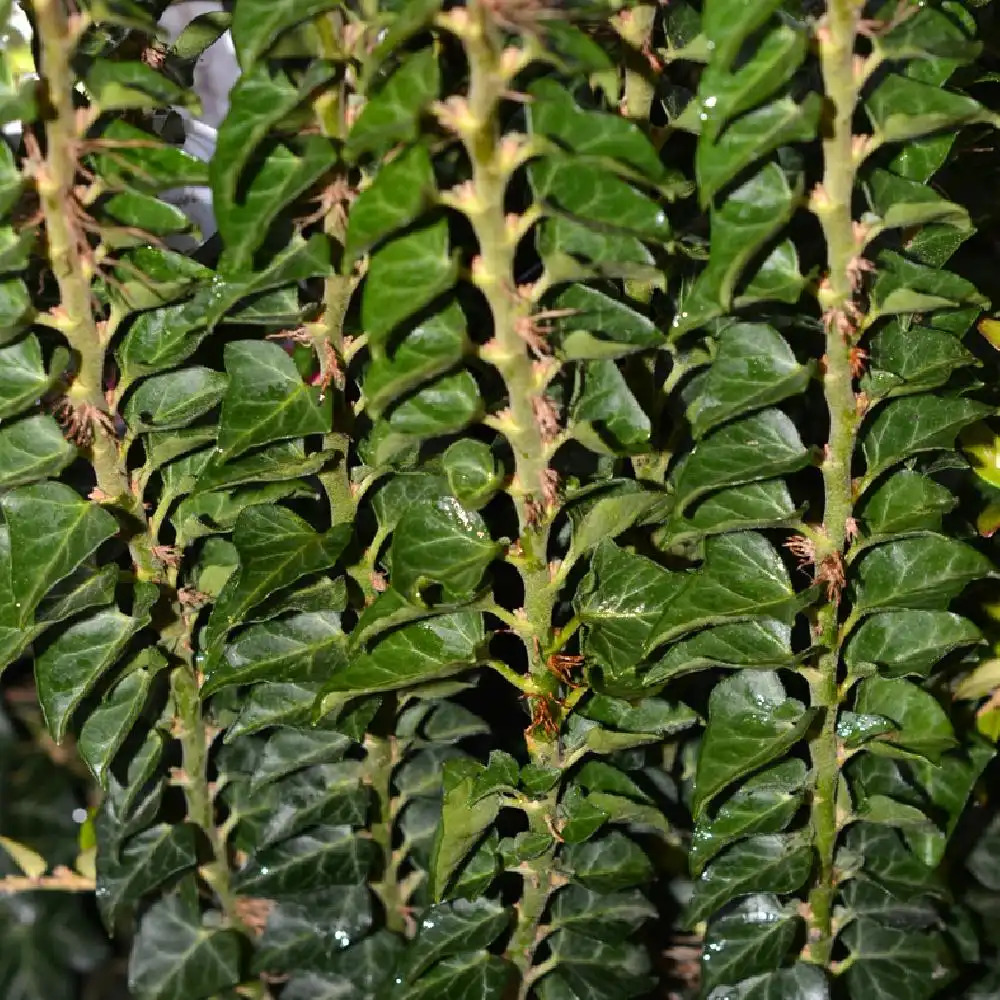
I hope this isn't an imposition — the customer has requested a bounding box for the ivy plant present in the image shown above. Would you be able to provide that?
[1,0,999,999]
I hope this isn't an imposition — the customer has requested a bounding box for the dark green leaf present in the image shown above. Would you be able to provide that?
[671,410,810,510]
[866,74,988,144]
[346,48,440,162]
[2,482,117,625]
[231,0,340,69]
[701,894,800,992]
[204,610,347,696]
[859,471,956,536]
[345,142,437,261]
[0,414,76,486]
[321,612,484,699]
[647,533,799,650]
[860,395,991,486]
[96,824,198,929]
[561,831,652,893]
[685,834,812,928]
[852,535,993,613]
[217,340,328,462]
[125,367,227,433]
[844,610,980,678]
[362,219,458,348]
[853,676,955,762]
[128,893,242,1000]
[204,506,350,657]
[389,497,500,602]
[843,920,951,1000]
[693,671,811,818]
[691,759,807,875]
[431,759,501,901]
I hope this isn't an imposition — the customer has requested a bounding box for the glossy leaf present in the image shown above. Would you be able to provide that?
[693,672,811,818]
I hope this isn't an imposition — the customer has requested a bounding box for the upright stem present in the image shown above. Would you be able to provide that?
[455,6,565,984]
[461,7,550,555]
[171,667,239,923]
[32,0,123,497]
[807,0,865,965]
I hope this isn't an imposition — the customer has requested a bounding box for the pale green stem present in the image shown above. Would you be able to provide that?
[807,0,866,966]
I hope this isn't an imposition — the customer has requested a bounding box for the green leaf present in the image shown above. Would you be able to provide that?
[859,471,956,536]
[35,607,143,743]
[362,219,458,348]
[844,611,981,679]
[562,831,652,893]
[234,826,373,895]
[364,300,468,417]
[102,190,191,236]
[685,833,812,928]
[172,481,310,545]
[211,61,334,213]
[647,618,794,686]
[0,414,76,486]
[866,74,988,144]
[118,235,330,380]
[693,671,811,818]
[0,335,54,418]
[387,370,482,439]
[860,395,991,486]
[542,932,654,999]
[346,47,440,162]
[674,165,799,333]
[346,142,437,262]
[443,440,503,510]
[701,894,800,992]
[691,760,807,875]
[85,59,189,111]
[697,95,821,205]
[528,79,665,181]
[204,506,350,657]
[0,278,33,344]
[320,612,484,699]
[548,885,655,941]
[125,367,227,433]
[705,964,830,1000]
[547,283,663,360]
[647,533,799,650]
[128,893,242,1000]
[216,340,328,462]
[669,479,798,542]
[253,886,371,975]
[852,535,993,613]
[566,487,660,565]
[204,610,347,696]
[217,136,338,271]
[688,323,811,438]
[701,0,782,71]
[388,497,500,602]
[671,410,810,510]
[231,0,340,69]
[866,325,976,397]
[572,359,651,455]
[431,759,501,901]
[530,158,671,243]
[170,10,231,59]
[867,168,970,233]
[842,920,951,1000]
[79,656,162,785]
[96,823,198,929]
[536,215,659,284]
[397,898,510,984]
[250,728,352,791]
[2,482,117,625]
[853,676,956,762]
[575,540,682,682]
[402,952,513,1000]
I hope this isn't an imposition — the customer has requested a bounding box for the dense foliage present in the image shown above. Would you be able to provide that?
[3,0,1000,997]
